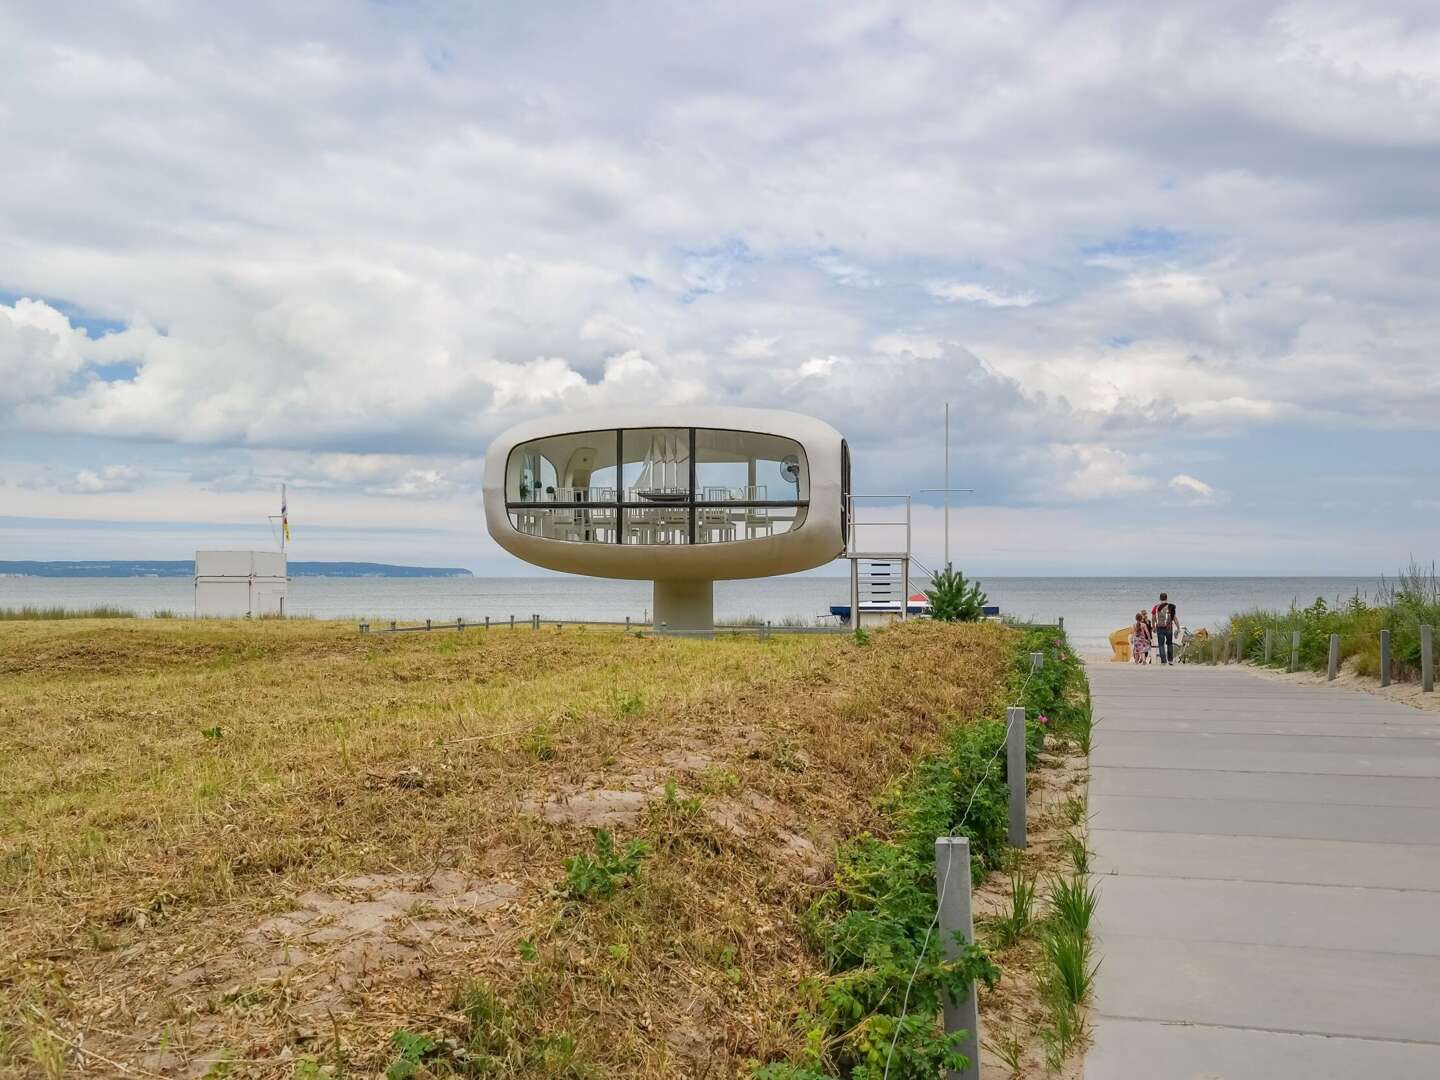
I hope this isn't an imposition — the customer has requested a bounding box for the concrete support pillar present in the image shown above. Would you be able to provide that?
[1007,706,1026,848]
[1380,629,1391,687]
[1423,625,1434,693]
[935,837,980,1080]
[653,579,714,635]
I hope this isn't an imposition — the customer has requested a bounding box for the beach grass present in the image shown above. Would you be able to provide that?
[1203,560,1440,679]
[0,615,1048,1077]
[0,604,137,620]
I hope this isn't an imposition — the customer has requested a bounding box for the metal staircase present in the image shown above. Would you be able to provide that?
[845,495,913,627]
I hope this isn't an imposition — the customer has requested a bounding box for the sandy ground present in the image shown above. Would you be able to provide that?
[1084,649,1439,713]
[1241,658,1440,713]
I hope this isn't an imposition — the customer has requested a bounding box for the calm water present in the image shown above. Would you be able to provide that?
[0,575,1379,651]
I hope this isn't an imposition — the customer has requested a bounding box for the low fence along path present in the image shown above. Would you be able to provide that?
[1085,662,1440,1079]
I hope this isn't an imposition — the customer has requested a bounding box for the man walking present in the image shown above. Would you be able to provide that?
[1152,592,1178,665]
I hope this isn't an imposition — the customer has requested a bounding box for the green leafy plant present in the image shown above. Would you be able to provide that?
[1061,831,1090,875]
[852,626,871,645]
[1041,925,1095,1008]
[1049,874,1098,938]
[925,566,989,622]
[984,1026,1027,1078]
[562,830,649,900]
[384,1028,440,1080]
[990,871,1038,948]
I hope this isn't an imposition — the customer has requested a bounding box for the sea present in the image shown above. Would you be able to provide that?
[0,575,1381,653]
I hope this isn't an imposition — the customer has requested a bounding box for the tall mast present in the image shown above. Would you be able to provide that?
[944,401,950,570]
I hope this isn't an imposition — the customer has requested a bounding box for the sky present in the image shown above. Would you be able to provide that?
[1,0,1437,577]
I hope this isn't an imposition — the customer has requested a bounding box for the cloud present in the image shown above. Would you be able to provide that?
[67,465,144,494]
[1042,445,1156,502]
[1169,473,1222,505]
[1,1,1438,569]
[926,282,1041,308]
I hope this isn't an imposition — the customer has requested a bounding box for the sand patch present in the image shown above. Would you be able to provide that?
[1241,658,1440,713]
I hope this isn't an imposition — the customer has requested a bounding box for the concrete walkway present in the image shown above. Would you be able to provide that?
[1084,662,1440,1080]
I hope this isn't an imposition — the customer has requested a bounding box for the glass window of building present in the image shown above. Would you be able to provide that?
[505,427,808,546]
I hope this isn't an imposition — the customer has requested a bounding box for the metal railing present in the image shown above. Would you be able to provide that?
[358,615,849,638]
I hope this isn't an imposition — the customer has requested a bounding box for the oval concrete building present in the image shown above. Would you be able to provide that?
[482,407,849,631]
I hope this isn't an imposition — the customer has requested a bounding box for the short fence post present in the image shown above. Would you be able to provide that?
[426,618,432,631]
[390,620,397,632]
[625,615,631,632]
[1380,629,1391,687]
[1264,628,1273,663]
[485,615,490,630]
[509,614,515,630]
[1289,631,1300,672]
[532,614,540,631]
[1058,615,1064,632]
[1328,633,1339,680]
[1007,706,1026,848]
[457,617,464,631]
[934,837,981,1080]
[1423,625,1434,693]
[1235,631,1244,663]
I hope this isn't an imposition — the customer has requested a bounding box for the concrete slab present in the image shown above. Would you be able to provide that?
[1087,1017,1440,1080]
[1090,792,1440,845]
[1093,875,1440,955]
[1102,717,1440,736]
[1091,766,1440,807]
[1094,935,1440,1043]
[1097,729,1440,758]
[1086,663,1440,1075]
[1091,744,1440,777]
[1090,829,1440,891]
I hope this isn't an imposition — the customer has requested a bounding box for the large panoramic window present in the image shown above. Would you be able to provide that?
[506,427,808,545]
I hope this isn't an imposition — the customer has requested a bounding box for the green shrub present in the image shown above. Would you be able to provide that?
[562,830,649,900]
[755,626,1089,1079]
[925,567,988,622]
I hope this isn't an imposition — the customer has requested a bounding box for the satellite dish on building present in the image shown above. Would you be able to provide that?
[781,454,801,484]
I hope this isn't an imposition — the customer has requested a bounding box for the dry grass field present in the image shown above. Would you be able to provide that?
[0,617,1055,1078]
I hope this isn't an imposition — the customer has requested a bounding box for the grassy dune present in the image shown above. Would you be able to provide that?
[0,617,1084,1078]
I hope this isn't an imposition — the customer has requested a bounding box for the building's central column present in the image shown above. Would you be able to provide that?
[653,579,714,635]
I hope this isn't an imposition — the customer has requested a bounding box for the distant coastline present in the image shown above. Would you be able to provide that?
[0,560,473,579]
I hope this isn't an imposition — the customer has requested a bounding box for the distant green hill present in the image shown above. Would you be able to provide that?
[0,560,472,578]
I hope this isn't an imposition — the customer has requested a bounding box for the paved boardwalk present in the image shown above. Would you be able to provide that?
[1084,663,1440,1079]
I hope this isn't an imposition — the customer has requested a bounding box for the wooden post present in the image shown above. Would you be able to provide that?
[1289,631,1300,672]
[485,615,490,630]
[1264,628,1273,663]
[1328,633,1339,680]
[1380,629,1391,687]
[426,618,432,631]
[934,837,981,1080]
[457,617,464,631]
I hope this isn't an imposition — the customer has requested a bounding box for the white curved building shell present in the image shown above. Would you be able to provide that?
[482,407,848,630]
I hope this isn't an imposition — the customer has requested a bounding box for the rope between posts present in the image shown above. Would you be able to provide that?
[881,660,1041,1079]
